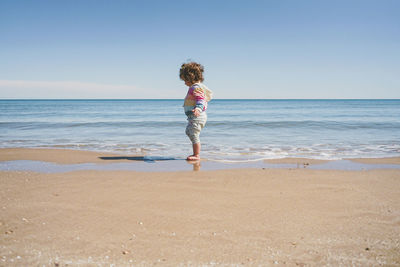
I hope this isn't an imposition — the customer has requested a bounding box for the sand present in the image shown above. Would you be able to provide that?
[349,157,400,165]
[0,148,126,164]
[264,158,328,166]
[1,148,400,266]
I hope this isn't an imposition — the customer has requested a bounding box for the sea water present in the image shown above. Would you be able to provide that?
[1,99,399,161]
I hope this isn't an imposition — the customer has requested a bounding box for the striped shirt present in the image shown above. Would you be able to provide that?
[183,83,209,116]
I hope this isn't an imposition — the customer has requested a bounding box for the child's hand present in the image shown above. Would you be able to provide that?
[192,108,201,117]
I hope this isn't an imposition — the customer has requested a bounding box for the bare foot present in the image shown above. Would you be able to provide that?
[186,155,200,161]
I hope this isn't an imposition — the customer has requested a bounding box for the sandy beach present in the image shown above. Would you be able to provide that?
[1,148,400,266]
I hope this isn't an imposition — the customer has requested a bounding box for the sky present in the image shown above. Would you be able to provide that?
[0,0,399,99]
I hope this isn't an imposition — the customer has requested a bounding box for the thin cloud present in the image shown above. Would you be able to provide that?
[0,80,144,98]
[0,80,137,91]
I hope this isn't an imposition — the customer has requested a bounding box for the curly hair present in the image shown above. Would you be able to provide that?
[179,61,204,84]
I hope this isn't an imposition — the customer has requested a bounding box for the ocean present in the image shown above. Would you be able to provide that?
[1,99,399,161]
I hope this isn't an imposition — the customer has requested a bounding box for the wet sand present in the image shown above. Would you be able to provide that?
[1,148,400,265]
[349,157,400,165]
[0,148,126,164]
[264,158,328,165]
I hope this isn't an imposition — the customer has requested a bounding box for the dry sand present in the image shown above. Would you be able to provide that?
[1,149,400,266]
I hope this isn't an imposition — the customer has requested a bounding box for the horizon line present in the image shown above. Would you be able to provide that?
[0,98,399,101]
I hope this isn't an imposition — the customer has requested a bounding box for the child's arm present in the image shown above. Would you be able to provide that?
[192,87,206,116]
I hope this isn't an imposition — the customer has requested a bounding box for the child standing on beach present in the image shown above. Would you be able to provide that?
[180,62,212,161]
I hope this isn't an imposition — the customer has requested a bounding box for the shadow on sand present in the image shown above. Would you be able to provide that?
[98,156,180,163]
[98,156,201,171]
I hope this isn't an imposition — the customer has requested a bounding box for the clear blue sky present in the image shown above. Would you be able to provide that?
[1,0,399,99]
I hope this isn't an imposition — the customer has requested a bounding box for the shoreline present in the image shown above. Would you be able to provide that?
[0,148,399,173]
[1,147,399,167]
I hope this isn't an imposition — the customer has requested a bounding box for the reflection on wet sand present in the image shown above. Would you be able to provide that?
[186,160,201,171]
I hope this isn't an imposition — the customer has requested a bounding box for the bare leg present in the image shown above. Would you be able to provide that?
[187,143,201,161]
